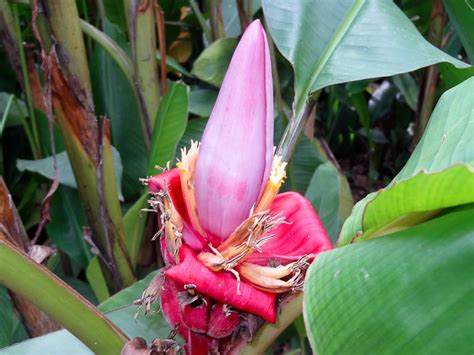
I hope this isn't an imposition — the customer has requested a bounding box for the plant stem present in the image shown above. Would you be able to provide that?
[78,19,151,150]
[236,0,249,32]
[79,19,134,88]
[12,3,41,159]
[13,98,37,158]
[215,0,225,38]
[154,3,167,96]
[0,240,128,353]
[189,0,212,44]
[412,0,445,146]
[0,94,14,137]
[44,1,93,101]
[277,92,320,162]
[244,0,253,21]
[208,0,218,40]
[129,0,160,132]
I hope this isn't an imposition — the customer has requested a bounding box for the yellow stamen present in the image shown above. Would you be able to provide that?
[254,155,287,213]
[148,187,183,263]
[176,141,206,237]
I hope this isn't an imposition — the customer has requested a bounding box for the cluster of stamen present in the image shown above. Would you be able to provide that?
[176,141,206,236]
[146,143,311,295]
[239,256,311,293]
[133,271,166,317]
[146,186,183,263]
[198,211,288,293]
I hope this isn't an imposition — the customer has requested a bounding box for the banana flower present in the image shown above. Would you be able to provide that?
[144,20,332,354]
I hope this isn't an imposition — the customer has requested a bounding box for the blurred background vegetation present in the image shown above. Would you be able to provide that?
[0,0,472,352]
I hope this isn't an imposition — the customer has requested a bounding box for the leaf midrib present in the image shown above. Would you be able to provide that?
[295,0,366,115]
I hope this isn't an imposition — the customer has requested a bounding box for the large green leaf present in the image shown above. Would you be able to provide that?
[99,271,170,343]
[148,82,189,174]
[439,63,474,89]
[304,205,474,354]
[91,20,147,200]
[305,162,353,244]
[1,271,169,354]
[262,0,467,114]
[102,0,127,31]
[189,88,217,118]
[339,77,474,245]
[392,73,419,111]
[442,0,474,62]
[16,148,124,201]
[192,38,238,87]
[46,186,92,267]
[284,136,325,194]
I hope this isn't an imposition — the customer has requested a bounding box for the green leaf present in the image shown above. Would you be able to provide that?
[86,257,110,303]
[399,0,432,34]
[102,0,127,31]
[177,117,208,153]
[284,137,325,194]
[221,0,262,37]
[368,80,398,120]
[339,77,474,245]
[0,93,25,131]
[439,63,474,89]
[16,148,124,201]
[392,73,419,110]
[0,329,92,354]
[189,88,217,118]
[148,82,189,174]
[99,271,170,343]
[263,0,467,115]
[123,193,148,267]
[0,286,28,348]
[1,271,170,354]
[46,186,92,267]
[394,78,474,178]
[0,241,127,354]
[125,83,188,269]
[192,38,238,87]
[305,162,353,244]
[156,52,192,78]
[304,206,474,354]
[90,20,146,200]
[442,0,474,62]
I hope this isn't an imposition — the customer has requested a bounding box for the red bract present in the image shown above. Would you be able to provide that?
[166,245,277,322]
[145,19,332,354]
